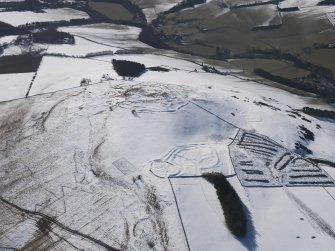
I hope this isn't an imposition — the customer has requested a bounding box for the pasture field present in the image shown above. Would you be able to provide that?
[0,8,89,27]
[88,2,134,21]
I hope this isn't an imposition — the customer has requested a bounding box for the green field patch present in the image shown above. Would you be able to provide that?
[230,59,310,79]
[88,2,134,21]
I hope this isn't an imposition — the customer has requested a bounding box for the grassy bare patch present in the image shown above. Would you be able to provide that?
[88,2,133,21]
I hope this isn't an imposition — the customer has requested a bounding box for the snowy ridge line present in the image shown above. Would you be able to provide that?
[0,56,238,106]
[0,196,121,251]
[21,77,177,104]
[0,72,114,105]
[153,52,292,89]
[168,85,238,128]
[0,81,83,104]
[168,177,191,251]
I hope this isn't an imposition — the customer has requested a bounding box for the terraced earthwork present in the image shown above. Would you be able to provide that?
[109,83,189,113]
[229,130,335,187]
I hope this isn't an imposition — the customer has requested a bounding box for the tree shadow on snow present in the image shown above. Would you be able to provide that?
[237,202,258,251]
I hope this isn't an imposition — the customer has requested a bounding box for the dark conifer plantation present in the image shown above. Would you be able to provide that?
[32,28,74,44]
[112,59,146,78]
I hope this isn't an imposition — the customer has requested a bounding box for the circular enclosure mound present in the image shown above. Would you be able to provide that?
[120,83,188,113]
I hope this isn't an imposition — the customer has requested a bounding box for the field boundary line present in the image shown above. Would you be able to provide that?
[168,177,191,251]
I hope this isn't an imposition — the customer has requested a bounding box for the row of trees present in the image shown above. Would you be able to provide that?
[163,0,206,14]
[32,28,74,44]
[302,107,335,119]
[254,68,335,100]
[238,49,333,80]
[138,26,170,49]
[18,18,97,30]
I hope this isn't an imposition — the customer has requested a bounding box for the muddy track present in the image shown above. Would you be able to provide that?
[0,197,121,251]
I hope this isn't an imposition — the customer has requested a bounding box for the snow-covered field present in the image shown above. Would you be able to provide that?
[0,35,17,46]
[0,8,89,27]
[243,185,335,251]
[1,4,335,250]
[46,36,117,57]
[58,23,150,50]
[29,56,117,96]
[0,78,239,250]
[1,59,335,250]
[170,177,247,251]
[0,72,34,102]
[170,174,335,251]
[279,0,322,9]
[29,53,201,96]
